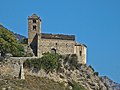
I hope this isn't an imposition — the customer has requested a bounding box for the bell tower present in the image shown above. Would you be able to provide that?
[28,14,41,56]
[28,14,41,45]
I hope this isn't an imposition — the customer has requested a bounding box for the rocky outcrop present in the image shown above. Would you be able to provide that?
[2,55,120,90]
[14,33,26,42]
[101,76,120,90]
[24,55,108,90]
[0,57,39,79]
[0,58,20,78]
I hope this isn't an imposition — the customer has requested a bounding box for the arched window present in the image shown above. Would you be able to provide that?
[33,25,36,30]
[33,20,36,23]
[51,48,56,54]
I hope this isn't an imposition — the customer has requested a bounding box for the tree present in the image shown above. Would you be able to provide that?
[41,52,59,72]
[20,38,28,44]
[0,28,24,57]
[23,52,60,72]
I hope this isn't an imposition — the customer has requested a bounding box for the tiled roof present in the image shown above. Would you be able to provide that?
[40,33,75,41]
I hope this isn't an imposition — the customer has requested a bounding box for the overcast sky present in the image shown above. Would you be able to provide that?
[0,0,120,83]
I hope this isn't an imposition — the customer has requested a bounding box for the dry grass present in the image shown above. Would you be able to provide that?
[0,75,67,90]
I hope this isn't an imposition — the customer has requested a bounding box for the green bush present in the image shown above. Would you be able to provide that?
[13,44,25,57]
[24,52,33,57]
[70,54,78,68]
[24,58,41,70]
[41,52,59,72]
[23,52,60,72]
[72,81,86,90]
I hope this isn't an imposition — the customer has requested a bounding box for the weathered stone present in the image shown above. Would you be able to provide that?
[59,73,64,78]
[0,56,108,90]
[2,88,6,90]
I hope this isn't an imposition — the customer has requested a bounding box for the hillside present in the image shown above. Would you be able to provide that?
[0,54,107,90]
[101,76,120,90]
[0,24,26,42]
[0,24,120,90]
[0,75,68,90]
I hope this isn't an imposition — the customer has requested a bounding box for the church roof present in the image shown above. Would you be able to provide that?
[40,33,75,41]
[75,42,87,47]
[28,14,41,20]
[31,14,39,18]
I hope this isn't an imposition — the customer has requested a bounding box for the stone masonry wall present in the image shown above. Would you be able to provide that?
[74,45,87,64]
[38,39,75,56]
[0,57,39,79]
[28,18,40,45]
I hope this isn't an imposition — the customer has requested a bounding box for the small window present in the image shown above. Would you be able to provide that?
[56,43,57,45]
[33,25,36,30]
[33,20,36,23]
[80,51,82,56]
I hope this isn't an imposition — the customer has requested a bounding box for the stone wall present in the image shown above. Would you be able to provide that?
[0,58,20,78]
[0,57,39,79]
[28,14,41,45]
[24,56,107,90]
[74,45,87,64]
[38,38,75,56]
[28,19,40,45]
[37,38,87,64]
[28,17,41,56]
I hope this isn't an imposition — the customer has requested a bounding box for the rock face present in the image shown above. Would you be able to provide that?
[14,33,26,42]
[1,55,120,90]
[25,54,108,90]
[101,76,120,90]
[0,58,21,78]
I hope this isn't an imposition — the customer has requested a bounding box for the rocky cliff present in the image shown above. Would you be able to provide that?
[0,52,120,90]
[24,54,107,90]
[0,55,108,90]
[101,76,120,90]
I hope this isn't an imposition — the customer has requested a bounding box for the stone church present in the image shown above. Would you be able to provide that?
[28,14,87,64]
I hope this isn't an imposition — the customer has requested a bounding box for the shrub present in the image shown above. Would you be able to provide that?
[64,54,78,69]
[24,52,33,57]
[94,72,99,76]
[23,52,60,72]
[24,58,41,70]
[41,52,59,72]
[13,44,25,57]
[20,38,28,44]
[88,65,94,72]
[70,54,78,67]
[72,81,86,90]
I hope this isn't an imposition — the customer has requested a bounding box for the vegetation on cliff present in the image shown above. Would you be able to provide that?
[0,75,86,90]
[0,28,24,57]
[0,75,68,90]
[23,54,107,90]
[24,52,60,72]
[23,53,78,72]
